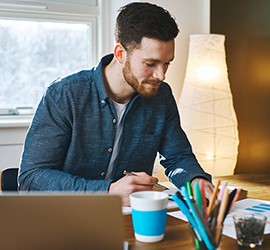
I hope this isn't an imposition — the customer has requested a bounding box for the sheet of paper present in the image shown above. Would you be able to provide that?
[168,198,270,239]
[222,198,270,239]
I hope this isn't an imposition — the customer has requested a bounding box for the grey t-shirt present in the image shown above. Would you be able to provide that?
[105,100,128,179]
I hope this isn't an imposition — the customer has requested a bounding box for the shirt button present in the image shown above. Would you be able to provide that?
[100,172,105,176]
[112,118,116,124]
[108,147,113,153]
[101,100,106,104]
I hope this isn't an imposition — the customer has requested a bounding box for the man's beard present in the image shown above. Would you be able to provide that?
[123,59,161,97]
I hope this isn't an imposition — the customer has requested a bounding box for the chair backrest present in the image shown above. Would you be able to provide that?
[1,168,19,191]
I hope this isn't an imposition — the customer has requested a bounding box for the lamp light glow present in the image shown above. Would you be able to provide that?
[178,34,239,176]
[197,65,221,82]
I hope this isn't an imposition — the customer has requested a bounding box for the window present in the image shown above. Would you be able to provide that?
[0,0,100,115]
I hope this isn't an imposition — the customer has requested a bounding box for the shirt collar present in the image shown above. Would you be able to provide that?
[94,54,114,107]
[94,54,141,107]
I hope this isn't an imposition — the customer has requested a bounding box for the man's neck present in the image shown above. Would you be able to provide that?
[103,57,135,104]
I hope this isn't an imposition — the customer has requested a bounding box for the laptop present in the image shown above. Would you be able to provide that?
[0,193,125,250]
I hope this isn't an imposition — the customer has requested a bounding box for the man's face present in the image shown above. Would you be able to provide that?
[122,37,175,97]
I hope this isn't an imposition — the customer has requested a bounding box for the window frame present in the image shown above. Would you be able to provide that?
[0,0,103,119]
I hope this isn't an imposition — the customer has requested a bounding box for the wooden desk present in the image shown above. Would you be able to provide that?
[124,174,270,250]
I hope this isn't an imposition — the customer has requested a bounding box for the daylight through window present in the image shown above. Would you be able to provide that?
[0,19,93,109]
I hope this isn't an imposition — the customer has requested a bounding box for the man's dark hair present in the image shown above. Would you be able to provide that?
[115,2,179,51]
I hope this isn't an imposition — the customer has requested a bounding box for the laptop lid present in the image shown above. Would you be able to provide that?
[0,193,124,250]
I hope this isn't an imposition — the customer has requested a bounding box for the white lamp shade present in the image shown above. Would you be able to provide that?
[178,34,239,176]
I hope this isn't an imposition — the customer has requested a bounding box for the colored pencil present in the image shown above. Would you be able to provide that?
[207,180,221,218]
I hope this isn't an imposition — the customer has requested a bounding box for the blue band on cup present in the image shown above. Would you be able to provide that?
[132,209,167,236]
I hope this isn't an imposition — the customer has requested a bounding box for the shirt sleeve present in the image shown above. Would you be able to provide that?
[158,86,212,188]
[18,86,112,192]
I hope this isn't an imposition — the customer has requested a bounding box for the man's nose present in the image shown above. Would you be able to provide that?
[153,66,166,82]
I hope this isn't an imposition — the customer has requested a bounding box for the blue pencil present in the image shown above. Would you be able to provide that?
[181,186,216,250]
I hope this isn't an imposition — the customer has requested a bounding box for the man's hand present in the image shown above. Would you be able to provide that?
[109,172,158,206]
[191,178,215,202]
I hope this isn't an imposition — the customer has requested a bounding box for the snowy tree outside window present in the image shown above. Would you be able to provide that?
[0,19,92,108]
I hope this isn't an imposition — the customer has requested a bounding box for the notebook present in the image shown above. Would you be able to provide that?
[0,193,125,250]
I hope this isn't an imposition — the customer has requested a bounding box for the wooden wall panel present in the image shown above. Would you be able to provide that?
[211,0,270,174]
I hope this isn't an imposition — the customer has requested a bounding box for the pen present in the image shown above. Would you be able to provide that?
[218,181,228,201]
[172,192,202,249]
[216,188,229,224]
[208,202,220,233]
[215,187,229,244]
[189,192,215,243]
[188,181,209,209]
[199,180,207,216]
[231,187,242,206]
[123,170,168,190]
[181,186,215,250]
[194,181,203,211]
[207,180,221,219]
[186,181,194,196]
[223,188,237,222]
[172,192,200,239]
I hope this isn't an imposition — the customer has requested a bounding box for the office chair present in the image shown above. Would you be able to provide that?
[1,167,19,191]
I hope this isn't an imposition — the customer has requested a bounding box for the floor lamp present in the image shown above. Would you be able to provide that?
[178,34,239,176]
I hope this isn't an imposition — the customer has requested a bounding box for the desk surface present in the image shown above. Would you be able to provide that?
[124,174,270,250]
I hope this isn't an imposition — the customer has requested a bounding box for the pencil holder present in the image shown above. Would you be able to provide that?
[189,225,223,250]
[172,181,239,250]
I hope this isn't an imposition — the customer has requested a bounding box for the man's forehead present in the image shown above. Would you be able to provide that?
[128,39,173,61]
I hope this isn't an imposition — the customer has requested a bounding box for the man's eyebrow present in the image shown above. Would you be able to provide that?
[143,58,159,62]
[144,58,174,63]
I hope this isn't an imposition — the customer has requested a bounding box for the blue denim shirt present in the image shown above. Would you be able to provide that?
[19,54,211,192]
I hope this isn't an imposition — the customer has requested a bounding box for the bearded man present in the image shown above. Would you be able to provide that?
[19,2,213,206]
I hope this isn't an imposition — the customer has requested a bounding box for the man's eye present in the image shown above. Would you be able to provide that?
[145,62,155,67]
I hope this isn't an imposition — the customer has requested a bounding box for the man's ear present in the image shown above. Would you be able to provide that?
[114,43,126,64]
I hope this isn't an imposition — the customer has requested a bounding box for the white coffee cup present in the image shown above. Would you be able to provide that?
[130,191,168,243]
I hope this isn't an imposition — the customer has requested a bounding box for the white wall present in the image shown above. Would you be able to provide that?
[0,120,30,170]
[100,0,136,53]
